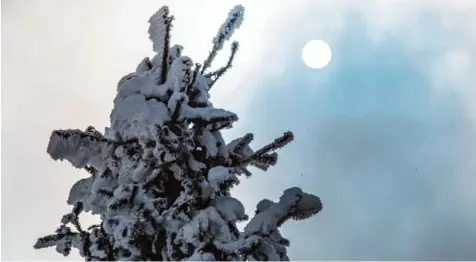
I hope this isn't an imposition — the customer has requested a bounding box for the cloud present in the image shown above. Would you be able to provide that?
[232,2,476,260]
[294,114,476,260]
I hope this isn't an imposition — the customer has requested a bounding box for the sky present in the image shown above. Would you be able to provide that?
[2,0,476,260]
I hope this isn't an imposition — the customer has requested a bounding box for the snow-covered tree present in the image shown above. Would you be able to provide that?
[34,5,323,261]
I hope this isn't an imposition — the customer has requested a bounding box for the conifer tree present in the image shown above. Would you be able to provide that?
[34,5,323,261]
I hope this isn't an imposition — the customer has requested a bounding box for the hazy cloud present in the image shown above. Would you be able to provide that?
[235,6,476,260]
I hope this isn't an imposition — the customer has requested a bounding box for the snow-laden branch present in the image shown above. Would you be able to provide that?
[212,196,248,223]
[206,41,239,90]
[47,129,115,169]
[35,4,324,261]
[148,6,172,53]
[167,45,184,68]
[148,6,174,83]
[135,57,153,74]
[179,105,238,126]
[110,94,171,141]
[207,166,240,194]
[240,188,322,260]
[202,5,244,74]
[245,187,322,236]
[225,132,293,177]
[34,225,85,257]
[213,235,261,255]
[247,132,294,162]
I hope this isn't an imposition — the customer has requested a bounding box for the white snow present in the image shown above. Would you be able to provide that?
[227,134,254,157]
[213,196,247,223]
[117,73,136,91]
[114,73,159,104]
[187,156,206,172]
[47,130,115,169]
[169,56,193,92]
[179,105,237,123]
[110,94,170,141]
[193,74,212,102]
[212,131,230,159]
[67,177,94,206]
[213,5,245,47]
[167,91,188,115]
[207,166,239,192]
[213,235,260,254]
[188,250,215,261]
[148,6,170,53]
[245,187,322,236]
[199,129,218,157]
[255,199,275,213]
[135,57,152,74]
[202,5,245,72]
[167,45,183,66]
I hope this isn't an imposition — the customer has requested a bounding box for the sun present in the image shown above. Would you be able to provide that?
[302,40,332,69]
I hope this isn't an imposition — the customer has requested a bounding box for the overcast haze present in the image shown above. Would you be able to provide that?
[2,0,476,260]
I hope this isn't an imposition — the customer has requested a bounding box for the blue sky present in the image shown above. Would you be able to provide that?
[2,0,476,260]
[231,6,476,261]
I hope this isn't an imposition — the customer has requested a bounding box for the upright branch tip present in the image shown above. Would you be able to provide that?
[206,41,240,90]
[201,5,245,75]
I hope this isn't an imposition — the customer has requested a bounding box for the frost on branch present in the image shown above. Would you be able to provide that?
[243,188,323,260]
[35,4,323,261]
[47,129,114,169]
[245,187,322,236]
[202,5,244,75]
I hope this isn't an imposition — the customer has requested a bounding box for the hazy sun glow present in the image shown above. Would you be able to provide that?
[302,40,332,69]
